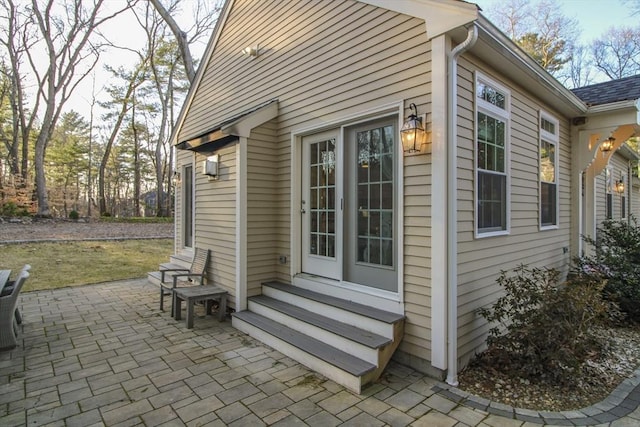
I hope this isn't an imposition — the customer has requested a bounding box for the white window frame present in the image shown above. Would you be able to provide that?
[539,110,559,230]
[474,72,511,238]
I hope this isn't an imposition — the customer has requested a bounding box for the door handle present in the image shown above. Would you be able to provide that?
[301,200,306,214]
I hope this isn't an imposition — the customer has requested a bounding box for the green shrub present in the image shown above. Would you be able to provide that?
[0,201,29,217]
[579,217,640,322]
[69,210,79,220]
[478,265,611,382]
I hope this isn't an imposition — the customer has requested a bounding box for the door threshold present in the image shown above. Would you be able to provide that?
[293,274,404,315]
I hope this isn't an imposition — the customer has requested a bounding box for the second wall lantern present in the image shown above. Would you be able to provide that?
[400,103,427,154]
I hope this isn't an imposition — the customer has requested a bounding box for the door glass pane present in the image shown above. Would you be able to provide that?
[308,138,336,258]
[355,125,394,267]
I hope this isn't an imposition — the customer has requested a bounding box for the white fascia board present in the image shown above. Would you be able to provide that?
[587,99,640,123]
[358,0,478,39]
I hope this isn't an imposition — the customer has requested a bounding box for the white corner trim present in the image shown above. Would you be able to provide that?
[430,34,448,370]
[236,139,248,311]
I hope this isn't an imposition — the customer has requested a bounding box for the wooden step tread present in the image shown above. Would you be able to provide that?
[232,311,376,377]
[250,295,390,349]
[263,281,405,324]
[159,262,189,271]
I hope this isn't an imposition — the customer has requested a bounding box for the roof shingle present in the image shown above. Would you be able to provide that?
[572,74,640,106]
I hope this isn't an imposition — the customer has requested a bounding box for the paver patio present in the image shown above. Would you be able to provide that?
[1,278,639,426]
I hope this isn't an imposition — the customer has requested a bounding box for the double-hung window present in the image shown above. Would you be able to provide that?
[539,112,559,229]
[476,73,510,236]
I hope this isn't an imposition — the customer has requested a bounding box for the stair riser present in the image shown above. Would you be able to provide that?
[263,287,395,339]
[232,316,365,394]
[248,300,381,366]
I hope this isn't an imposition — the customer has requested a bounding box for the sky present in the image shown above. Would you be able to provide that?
[474,0,638,45]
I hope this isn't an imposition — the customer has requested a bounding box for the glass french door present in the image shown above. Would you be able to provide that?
[301,131,340,279]
[344,118,397,292]
[301,117,398,292]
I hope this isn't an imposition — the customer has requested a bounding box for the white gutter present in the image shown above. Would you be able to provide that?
[446,24,478,387]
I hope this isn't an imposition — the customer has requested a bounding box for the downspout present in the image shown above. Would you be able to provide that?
[446,23,478,386]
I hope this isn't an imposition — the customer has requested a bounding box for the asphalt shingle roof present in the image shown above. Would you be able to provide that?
[572,74,640,106]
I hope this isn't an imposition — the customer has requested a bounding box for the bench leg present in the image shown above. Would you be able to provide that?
[174,295,182,321]
[218,295,226,322]
[186,299,195,329]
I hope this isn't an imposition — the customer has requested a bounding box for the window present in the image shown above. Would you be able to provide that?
[539,112,559,228]
[476,73,510,236]
[605,167,613,220]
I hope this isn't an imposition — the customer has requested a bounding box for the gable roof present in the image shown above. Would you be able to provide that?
[572,75,640,107]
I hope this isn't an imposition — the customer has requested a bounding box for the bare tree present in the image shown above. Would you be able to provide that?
[147,0,221,84]
[562,44,595,89]
[483,0,579,77]
[97,63,147,216]
[19,0,131,217]
[623,0,640,15]
[0,0,40,180]
[591,26,640,80]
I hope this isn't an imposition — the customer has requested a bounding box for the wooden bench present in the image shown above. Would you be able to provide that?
[152,248,210,316]
[173,285,228,328]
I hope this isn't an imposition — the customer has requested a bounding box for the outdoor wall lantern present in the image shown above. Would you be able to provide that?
[600,136,615,153]
[172,170,181,186]
[400,103,427,155]
[616,179,625,194]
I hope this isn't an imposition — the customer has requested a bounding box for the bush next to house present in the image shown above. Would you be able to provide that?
[478,264,612,383]
[579,217,640,323]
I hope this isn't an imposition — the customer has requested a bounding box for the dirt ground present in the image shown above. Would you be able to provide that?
[0,218,174,243]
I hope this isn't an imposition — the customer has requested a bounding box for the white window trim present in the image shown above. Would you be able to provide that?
[539,110,560,231]
[474,71,511,238]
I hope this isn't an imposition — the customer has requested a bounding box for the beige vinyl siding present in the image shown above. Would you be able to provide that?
[455,55,573,365]
[402,152,432,359]
[246,120,280,298]
[175,0,435,364]
[194,145,237,302]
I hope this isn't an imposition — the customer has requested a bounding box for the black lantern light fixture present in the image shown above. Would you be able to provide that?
[601,136,615,152]
[616,179,625,194]
[400,103,427,154]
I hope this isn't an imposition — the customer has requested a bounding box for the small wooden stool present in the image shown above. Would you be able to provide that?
[173,285,228,328]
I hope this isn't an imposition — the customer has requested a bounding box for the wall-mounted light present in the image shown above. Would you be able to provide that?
[600,136,615,152]
[400,103,427,154]
[242,44,261,58]
[616,179,625,194]
[172,170,181,186]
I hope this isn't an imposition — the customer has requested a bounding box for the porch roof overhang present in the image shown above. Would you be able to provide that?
[574,98,640,174]
[174,99,279,153]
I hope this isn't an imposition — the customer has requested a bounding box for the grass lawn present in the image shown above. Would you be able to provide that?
[0,239,174,292]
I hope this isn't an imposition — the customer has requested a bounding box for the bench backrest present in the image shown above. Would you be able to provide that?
[190,248,210,277]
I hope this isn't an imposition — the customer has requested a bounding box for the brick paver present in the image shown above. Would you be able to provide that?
[1,278,639,426]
